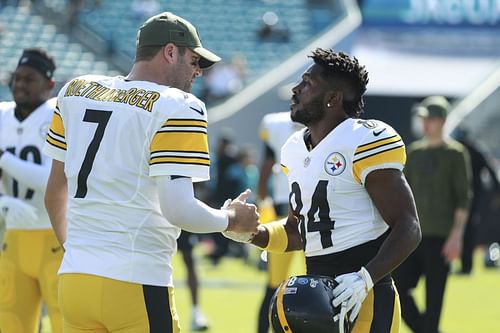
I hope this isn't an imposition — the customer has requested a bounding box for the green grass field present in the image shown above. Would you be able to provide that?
[171,248,500,333]
[43,247,499,333]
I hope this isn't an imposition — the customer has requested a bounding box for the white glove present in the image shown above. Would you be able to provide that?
[0,195,38,227]
[221,198,256,243]
[334,301,349,333]
[332,267,374,322]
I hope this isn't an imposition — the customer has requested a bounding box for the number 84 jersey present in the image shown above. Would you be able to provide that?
[280,118,406,257]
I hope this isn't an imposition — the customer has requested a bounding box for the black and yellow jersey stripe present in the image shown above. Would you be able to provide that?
[353,134,406,184]
[150,118,209,167]
[46,106,67,150]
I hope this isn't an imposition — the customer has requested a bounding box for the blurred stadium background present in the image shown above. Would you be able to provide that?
[1,0,499,332]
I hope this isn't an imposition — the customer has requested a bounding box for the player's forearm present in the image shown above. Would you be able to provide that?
[44,159,68,246]
[158,176,229,233]
[251,225,270,248]
[0,153,50,190]
[45,191,68,246]
[450,207,468,235]
[365,215,421,284]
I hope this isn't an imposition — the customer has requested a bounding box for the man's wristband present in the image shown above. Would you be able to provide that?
[262,221,288,253]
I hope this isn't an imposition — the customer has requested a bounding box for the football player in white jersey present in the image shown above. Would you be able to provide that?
[256,112,306,333]
[43,12,259,332]
[0,48,63,333]
[242,49,422,332]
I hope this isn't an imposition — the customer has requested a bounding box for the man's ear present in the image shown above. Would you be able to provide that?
[162,43,176,64]
[47,79,55,90]
[325,90,342,108]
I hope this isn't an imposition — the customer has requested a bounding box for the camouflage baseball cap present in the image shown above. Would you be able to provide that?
[136,12,221,68]
[414,95,450,118]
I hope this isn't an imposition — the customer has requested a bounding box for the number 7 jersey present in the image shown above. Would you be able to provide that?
[42,74,210,286]
[281,118,406,257]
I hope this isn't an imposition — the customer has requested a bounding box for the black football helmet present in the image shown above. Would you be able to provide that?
[269,274,352,333]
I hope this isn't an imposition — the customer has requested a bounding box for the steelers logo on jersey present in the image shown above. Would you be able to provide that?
[324,152,346,176]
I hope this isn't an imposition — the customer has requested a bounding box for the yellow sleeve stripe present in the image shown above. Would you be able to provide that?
[355,135,401,155]
[49,111,65,137]
[280,164,288,176]
[46,135,67,150]
[150,131,209,153]
[353,146,406,183]
[150,156,210,166]
[164,118,207,128]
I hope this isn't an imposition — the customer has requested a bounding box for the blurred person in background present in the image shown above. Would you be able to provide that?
[255,111,305,333]
[176,231,210,331]
[239,144,259,201]
[0,48,62,333]
[201,54,247,105]
[175,181,218,331]
[393,96,472,333]
[482,193,500,268]
[207,132,250,265]
[452,127,499,275]
[43,12,259,331]
[257,11,290,43]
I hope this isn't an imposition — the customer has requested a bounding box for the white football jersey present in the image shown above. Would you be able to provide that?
[259,112,303,205]
[43,74,210,287]
[281,118,406,257]
[0,99,55,229]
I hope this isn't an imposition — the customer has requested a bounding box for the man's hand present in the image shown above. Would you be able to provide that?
[0,196,38,227]
[224,190,259,234]
[332,267,373,322]
[222,198,257,243]
[442,208,467,263]
[442,228,463,263]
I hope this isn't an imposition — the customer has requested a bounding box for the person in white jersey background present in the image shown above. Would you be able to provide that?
[0,48,63,333]
[43,12,259,332]
[228,48,421,332]
[255,111,305,333]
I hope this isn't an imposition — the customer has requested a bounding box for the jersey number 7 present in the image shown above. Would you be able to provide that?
[75,109,112,198]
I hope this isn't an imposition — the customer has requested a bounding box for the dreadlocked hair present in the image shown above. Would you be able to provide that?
[310,48,369,118]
